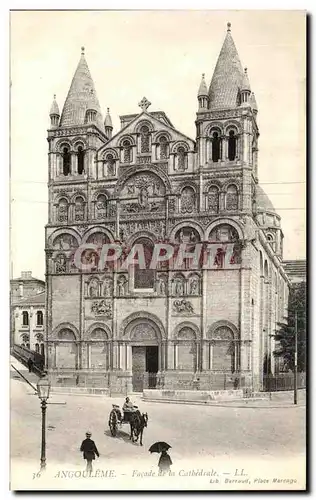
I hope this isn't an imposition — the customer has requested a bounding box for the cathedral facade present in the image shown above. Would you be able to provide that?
[45,24,289,393]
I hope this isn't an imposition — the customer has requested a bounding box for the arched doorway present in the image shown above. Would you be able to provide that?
[123,317,162,392]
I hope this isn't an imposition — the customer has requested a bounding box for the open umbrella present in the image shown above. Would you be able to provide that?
[149,442,172,453]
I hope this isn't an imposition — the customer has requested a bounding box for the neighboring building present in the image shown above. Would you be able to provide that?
[12,292,45,354]
[45,24,290,393]
[10,271,45,347]
[283,260,306,284]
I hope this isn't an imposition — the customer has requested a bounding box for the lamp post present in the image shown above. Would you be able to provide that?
[37,373,51,471]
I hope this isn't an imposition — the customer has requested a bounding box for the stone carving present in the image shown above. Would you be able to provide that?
[130,323,156,342]
[57,199,68,223]
[53,234,78,250]
[176,227,200,244]
[121,219,165,239]
[87,232,110,247]
[173,299,194,315]
[156,275,167,295]
[88,279,99,297]
[138,97,151,111]
[77,224,89,234]
[91,300,112,318]
[55,254,67,273]
[103,277,113,297]
[229,241,243,265]
[140,125,150,153]
[52,127,87,137]
[117,275,128,296]
[180,187,195,214]
[213,247,226,268]
[173,277,185,296]
[189,276,200,295]
[74,198,85,221]
[95,195,107,219]
[209,224,238,243]
[137,156,151,164]
[208,186,220,213]
[211,326,234,341]
[177,327,196,340]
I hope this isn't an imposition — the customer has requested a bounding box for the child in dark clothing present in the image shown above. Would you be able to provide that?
[158,449,172,474]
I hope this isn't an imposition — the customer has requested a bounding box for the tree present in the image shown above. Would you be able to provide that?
[273,281,306,372]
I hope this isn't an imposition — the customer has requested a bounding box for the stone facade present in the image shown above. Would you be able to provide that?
[12,292,45,354]
[45,27,290,393]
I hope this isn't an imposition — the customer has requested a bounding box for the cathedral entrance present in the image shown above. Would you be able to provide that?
[132,345,159,392]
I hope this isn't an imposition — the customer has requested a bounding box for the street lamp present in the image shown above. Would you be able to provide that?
[37,373,51,471]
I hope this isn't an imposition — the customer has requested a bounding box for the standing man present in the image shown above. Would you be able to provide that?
[80,431,99,474]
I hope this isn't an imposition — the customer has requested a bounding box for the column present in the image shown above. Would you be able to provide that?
[167,343,174,370]
[71,153,77,175]
[112,341,119,370]
[127,344,132,371]
[116,199,120,239]
[119,343,124,370]
[165,197,169,238]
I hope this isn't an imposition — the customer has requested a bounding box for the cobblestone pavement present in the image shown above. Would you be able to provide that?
[10,359,306,490]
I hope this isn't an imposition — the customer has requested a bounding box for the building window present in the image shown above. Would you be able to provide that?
[134,238,155,290]
[36,310,43,326]
[207,186,219,213]
[57,198,69,223]
[228,130,237,161]
[211,132,221,162]
[159,136,168,159]
[74,196,85,222]
[226,185,238,211]
[35,343,40,353]
[95,194,107,219]
[62,147,71,176]
[140,126,150,153]
[176,147,187,171]
[77,146,85,174]
[123,140,132,163]
[180,186,196,213]
[22,311,29,326]
[106,154,115,176]
[40,344,45,356]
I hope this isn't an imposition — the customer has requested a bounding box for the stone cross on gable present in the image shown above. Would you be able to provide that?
[138,97,151,111]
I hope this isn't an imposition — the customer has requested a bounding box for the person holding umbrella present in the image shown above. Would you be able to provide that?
[149,442,172,475]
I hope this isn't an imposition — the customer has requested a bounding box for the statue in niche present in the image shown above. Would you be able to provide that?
[230,241,242,265]
[153,182,160,196]
[119,228,125,241]
[127,184,135,195]
[139,186,149,208]
[83,250,98,270]
[89,280,99,297]
[174,278,184,296]
[189,277,199,295]
[103,278,112,297]
[190,230,197,243]
[156,276,166,295]
[55,254,66,273]
[117,275,128,296]
[214,247,226,268]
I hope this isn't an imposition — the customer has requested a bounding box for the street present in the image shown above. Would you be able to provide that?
[10,360,306,490]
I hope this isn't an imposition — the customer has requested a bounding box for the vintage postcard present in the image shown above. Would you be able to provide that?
[10,9,306,491]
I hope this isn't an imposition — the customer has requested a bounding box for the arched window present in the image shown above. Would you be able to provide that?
[74,196,85,221]
[208,186,219,213]
[211,132,221,162]
[140,126,150,153]
[36,310,43,326]
[226,185,238,211]
[123,140,132,163]
[106,154,115,176]
[62,147,71,176]
[180,186,196,213]
[35,343,39,353]
[176,147,187,171]
[159,136,168,159]
[56,329,77,369]
[176,327,197,371]
[57,198,69,223]
[40,344,45,356]
[209,325,239,372]
[133,238,155,290]
[89,328,109,370]
[228,130,237,161]
[95,194,107,219]
[77,146,85,174]
[22,311,29,326]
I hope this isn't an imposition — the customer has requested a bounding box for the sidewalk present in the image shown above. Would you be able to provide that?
[10,355,40,388]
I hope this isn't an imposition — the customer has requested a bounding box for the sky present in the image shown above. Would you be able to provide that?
[10,10,306,281]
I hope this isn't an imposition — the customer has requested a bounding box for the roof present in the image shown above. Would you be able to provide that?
[283,260,306,279]
[198,74,208,97]
[11,275,45,285]
[256,185,276,213]
[104,108,113,128]
[208,25,244,110]
[50,95,60,116]
[60,49,104,132]
[14,291,46,306]
[241,68,251,92]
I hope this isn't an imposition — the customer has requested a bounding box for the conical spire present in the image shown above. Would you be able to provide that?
[241,67,251,92]
[50,94,60,116]
[208,23,244,110]
[60,47,104,131]
[104,107,112,128]
[198,73,208,97]
[251,92,258,112]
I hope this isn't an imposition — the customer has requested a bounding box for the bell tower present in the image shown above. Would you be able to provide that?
[195,22,259,215]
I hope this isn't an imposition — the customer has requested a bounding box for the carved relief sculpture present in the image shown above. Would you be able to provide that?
[173,299,194,315]
[55,254,67,273]
[91,300,112,318]
[117,275,128,296]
